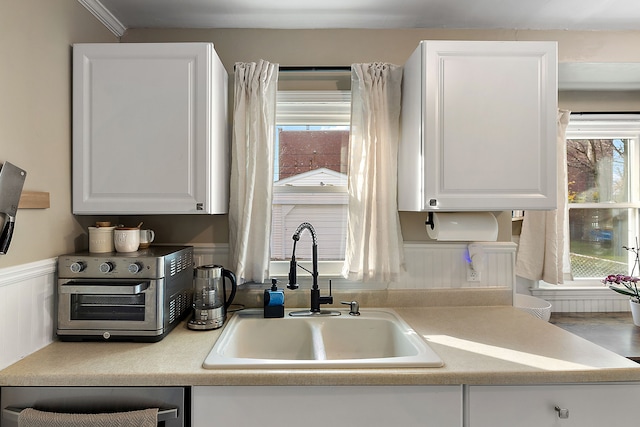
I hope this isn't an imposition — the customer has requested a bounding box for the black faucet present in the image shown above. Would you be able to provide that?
[287,222,339,316]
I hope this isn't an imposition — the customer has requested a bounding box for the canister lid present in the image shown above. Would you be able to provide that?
[88,226,116,232]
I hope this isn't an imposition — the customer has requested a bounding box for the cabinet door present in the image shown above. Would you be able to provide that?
[193,385,462,427]
[399,41,557,211]
[468,383,640,427]
[72,43,228,214]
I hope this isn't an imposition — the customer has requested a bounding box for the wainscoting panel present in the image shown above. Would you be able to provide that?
[400,242,516,290]
[532,288,630,312]
[0,259,56,370]
[193,242,516,290]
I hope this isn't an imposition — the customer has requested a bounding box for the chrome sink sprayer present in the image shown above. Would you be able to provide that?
[287,222,340,316]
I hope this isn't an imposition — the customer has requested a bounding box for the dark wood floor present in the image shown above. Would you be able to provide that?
[550,312,640,362]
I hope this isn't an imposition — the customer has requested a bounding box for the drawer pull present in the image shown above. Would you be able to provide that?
[555,405,569,419]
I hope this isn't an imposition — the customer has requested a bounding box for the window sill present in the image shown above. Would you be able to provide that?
[538,281,605,289]
[532,285,627,299]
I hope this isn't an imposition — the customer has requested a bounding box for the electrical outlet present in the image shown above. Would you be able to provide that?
[467,268,481,282]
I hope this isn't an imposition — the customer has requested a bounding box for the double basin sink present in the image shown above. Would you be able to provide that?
[203,308,443,369]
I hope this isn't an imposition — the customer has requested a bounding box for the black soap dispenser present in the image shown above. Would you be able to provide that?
[264,278,285,318]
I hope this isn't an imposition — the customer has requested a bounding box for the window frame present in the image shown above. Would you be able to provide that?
[270,90,351,277]
[561,113,640,286]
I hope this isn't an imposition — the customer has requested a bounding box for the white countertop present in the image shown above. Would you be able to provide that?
[1,305,639,387]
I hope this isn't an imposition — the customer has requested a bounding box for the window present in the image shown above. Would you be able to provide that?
[270,91,350,275]
[565,114,640,284]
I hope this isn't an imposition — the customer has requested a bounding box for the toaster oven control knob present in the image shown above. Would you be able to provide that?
[69,261,86,273]
[99,262,114,273]
[128,262,143,274]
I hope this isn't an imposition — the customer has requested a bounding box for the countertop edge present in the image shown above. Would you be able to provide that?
[2,306,640,387]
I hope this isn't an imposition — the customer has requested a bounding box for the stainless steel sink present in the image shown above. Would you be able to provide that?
[203,308,443,369]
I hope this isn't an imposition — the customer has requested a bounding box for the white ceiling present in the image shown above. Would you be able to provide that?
[88,0,640,31]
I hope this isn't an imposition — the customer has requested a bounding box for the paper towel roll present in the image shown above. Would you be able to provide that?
[426,212,498,241]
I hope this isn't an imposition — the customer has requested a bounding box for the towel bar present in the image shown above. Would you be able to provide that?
[2,406,178,422]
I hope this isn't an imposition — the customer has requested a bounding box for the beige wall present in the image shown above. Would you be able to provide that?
[122,28,640,66]
[4,10,640,267]
[121,28,640,245]
[0,0,116,267]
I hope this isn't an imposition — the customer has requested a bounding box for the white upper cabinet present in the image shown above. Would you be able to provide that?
[72,43,229,214]
[399,40,557,211]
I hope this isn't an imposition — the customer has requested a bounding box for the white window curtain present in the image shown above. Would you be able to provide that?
[342,63,405,282]
[229,60,278,284]
[516,110,571,284]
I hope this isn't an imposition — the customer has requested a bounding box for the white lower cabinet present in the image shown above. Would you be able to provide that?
[467,383,640,426]
[192,385,463,427]
[193,383,640,426]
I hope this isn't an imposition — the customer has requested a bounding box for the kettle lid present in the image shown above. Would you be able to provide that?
[194,264,223,279]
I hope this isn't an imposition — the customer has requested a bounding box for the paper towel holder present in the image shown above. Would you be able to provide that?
[424,211,499,242]
[425,212,435,230]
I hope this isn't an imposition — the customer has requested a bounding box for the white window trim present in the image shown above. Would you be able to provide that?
[276,91,351,125]
[271,90,351,277]
[553,113,640,288]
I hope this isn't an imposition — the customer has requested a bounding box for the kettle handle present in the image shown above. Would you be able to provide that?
[222,268,237,310]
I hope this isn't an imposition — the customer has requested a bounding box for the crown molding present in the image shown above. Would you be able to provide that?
[78,0,127,37]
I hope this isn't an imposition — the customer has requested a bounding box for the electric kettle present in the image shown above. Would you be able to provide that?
[188,265,237,330]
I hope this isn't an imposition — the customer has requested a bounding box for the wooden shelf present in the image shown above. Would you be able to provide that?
[18,191,50,209]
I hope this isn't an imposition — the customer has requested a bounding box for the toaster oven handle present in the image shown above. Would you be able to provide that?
[59,282,150,295]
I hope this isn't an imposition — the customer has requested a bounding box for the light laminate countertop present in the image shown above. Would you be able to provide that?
[2,306,639,387]
[551,312,640,361]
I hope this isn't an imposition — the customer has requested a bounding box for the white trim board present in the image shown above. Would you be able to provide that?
[532,287,631,312]
[78,0,127,37]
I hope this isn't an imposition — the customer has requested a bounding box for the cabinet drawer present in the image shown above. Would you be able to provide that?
[194,385,463,427]
[468,383,640,427]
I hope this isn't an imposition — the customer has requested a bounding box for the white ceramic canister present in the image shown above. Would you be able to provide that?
[88,226,116,253]
[114,227,140,252]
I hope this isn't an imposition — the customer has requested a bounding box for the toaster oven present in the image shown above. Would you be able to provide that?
[56,246,193,342]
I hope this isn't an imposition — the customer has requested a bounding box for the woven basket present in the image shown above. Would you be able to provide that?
[514,294,552,322]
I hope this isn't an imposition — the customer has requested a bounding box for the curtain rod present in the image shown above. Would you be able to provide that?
[571,111,640,115]
[233,65,351,72]
[279,66,351,72]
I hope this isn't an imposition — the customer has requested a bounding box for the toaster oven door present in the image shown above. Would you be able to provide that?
[57,279,162,334]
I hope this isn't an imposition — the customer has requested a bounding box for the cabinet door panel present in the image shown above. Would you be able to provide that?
[399,41,557,211]
[72,43,228,214]
[438,56,542,192]
[89,56,193,196]
[193,385,462,427]
[468,383,640,427]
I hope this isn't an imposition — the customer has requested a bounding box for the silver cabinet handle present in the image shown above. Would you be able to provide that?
[3,406,177,422]
[555,405,569,419]
[157,408,179,421]
[2,407,21,422]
